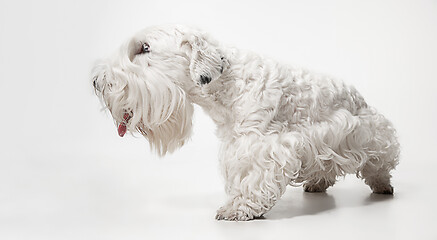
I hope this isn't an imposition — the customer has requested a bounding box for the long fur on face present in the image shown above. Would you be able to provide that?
[92,30,194,156]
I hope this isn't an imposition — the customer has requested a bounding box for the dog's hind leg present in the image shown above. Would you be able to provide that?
[215,133,303,221]
[357,108,400,194]
[361,163,395,194]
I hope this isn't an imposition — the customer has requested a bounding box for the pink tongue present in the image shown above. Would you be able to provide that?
[118,122,127,137]
[118,113,131,137]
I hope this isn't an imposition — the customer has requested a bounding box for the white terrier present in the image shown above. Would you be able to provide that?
[92,25,400,221]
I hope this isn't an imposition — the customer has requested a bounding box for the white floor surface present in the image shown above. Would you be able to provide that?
[1,149,435,240]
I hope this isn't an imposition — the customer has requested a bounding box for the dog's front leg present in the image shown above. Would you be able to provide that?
[215,133,302,221]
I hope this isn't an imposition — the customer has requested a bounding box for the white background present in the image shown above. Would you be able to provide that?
[1,0,436,239]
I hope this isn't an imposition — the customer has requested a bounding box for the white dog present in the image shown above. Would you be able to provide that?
[92,25,400,221]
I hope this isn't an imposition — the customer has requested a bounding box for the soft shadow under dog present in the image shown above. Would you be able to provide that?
[263,191,336,220]
[262,188,395,220]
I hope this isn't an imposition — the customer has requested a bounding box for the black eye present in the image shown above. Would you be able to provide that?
[141,42,150,53]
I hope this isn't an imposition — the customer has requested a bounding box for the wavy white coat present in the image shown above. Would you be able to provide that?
[92,25,400,221]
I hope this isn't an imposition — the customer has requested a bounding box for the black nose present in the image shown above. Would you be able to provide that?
[93,77,99,91]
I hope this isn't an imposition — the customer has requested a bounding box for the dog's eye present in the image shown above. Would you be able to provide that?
[141,43,150,53]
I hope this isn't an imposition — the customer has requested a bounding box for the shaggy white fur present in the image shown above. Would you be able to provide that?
[92,25,400,221]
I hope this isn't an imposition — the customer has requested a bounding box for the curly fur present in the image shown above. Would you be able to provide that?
[92,25,400,221]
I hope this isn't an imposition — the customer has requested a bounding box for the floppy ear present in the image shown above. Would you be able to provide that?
[183,31,225,85]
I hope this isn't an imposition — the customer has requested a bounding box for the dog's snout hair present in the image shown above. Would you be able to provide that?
[91,35,195,155]
[91,61,110,94]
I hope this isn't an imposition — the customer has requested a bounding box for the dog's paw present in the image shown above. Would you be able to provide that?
[303,180,332,193]
[215,206,254,221]
[303,184,327,193]
[372,185,394,195]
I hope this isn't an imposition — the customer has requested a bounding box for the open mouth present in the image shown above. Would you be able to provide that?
[118,112,132,137]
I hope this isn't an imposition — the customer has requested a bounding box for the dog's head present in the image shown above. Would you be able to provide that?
[91,25,225,155]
